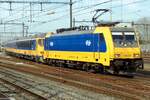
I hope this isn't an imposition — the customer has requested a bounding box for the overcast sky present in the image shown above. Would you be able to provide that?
[0,0,149,33]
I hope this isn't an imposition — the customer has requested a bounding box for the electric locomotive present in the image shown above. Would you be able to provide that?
[42,24,143,76]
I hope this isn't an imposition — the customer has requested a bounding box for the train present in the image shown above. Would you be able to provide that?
[4,23,144,76]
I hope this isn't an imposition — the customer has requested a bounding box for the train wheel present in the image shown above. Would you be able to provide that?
[35,57,40,63]
[82,64,89,71]
[113,66,119,75]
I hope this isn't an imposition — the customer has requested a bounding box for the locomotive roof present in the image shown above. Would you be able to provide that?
[51,30,94,37]
[111,27,134,32]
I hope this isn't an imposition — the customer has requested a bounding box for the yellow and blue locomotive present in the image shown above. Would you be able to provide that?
[43,25,143,75]
[4,23,143,76]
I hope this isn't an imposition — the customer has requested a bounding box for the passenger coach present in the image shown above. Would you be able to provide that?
[5,36,44,62]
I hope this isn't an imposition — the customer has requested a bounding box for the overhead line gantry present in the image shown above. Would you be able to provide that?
[0,0,69,4]
[0,0,73,28]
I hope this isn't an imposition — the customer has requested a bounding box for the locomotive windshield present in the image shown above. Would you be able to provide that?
[112,31,138,47]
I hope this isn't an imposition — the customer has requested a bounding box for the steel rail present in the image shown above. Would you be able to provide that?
[0,62,142,100]
[0,92,10,100]
[0,78,47,100]
[0,71,48,100]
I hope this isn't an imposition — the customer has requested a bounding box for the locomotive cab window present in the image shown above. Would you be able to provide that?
[112,31,138,47]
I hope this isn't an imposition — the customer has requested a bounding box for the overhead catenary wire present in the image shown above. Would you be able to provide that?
[0,0,149,33]
[30,0,113,24]
[2,0,148,26]
[4,4,68,23]
[2,0,111,23]
[73,0,148,18]
[0,0,70,23]
[0,1,69,36]
[31,0,149,31]
[0,0,70,5]
[1,4,30,20]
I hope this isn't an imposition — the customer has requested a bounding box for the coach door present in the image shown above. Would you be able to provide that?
[36,39,44,56]
[94,33,100,62]
[94,33,107,62]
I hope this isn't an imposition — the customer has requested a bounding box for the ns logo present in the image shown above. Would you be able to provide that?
[85,40,91,46]
[49,42,54,46]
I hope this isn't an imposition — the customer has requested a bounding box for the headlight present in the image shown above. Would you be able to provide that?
[115,54,120,58]
[133,54,140,57]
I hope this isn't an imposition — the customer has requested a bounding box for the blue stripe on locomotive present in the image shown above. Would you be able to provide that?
[44,33,106,52]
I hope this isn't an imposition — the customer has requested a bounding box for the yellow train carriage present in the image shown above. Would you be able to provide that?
[5,37,44,62]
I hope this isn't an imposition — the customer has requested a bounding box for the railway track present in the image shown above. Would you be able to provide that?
[142,53,150,63]
[0,64,117,100]
[0,56,150,100]
[0,92,11,100]
[0,67,56,100]
[143,57,150,63]
[0,62,128,100]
